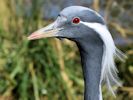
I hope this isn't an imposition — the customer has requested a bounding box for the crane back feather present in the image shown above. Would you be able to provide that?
[80,21,126,95]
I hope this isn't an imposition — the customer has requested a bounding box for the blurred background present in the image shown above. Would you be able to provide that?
[0,0,133,100]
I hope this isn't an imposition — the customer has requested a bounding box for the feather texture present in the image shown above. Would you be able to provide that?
[80,21,126,95]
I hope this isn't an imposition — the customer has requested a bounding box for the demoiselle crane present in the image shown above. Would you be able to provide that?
[28,6,125,100]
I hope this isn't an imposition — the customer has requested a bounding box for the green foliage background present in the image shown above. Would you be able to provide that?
[0,0,133,100]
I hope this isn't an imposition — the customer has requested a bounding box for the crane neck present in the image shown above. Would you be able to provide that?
[76,39,103,100]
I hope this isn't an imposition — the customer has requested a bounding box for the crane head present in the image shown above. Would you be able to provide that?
[27,6,126,97]
[28,6,104,43]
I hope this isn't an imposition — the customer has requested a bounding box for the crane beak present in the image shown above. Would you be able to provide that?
[27,22,63,40]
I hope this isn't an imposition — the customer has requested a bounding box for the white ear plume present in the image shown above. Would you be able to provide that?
[80,21,126,95]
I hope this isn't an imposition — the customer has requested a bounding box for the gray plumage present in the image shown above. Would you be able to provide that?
[28,6,126,100]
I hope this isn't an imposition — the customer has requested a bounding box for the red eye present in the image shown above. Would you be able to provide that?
[72,17,80,24]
